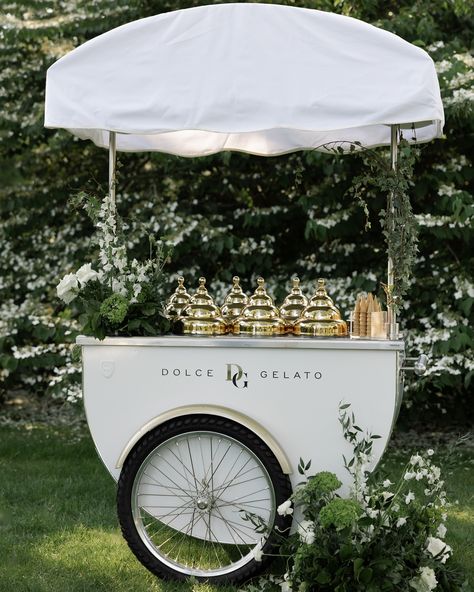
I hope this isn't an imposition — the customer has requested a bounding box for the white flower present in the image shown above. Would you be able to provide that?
[383,479,393,488]
[437,523,447,538]
[410,454,424,467]
[396,517,407,527]
[405,491,415,505]
[427,449,435,456]
[441,512,448,522]
[297,520,315,544]
[251,544,263,562]
[410,566,438,592]
[366,508,379,519]
[404,472,416,481]
[382,491,394,502]
[277,500,293,516]
[76,263,98,286]
[280,582,292,592]
[56,273,78,304]
[426,536,452,563]
[392,503,400,512]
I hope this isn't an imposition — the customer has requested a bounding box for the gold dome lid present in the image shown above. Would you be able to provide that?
[280,277,308,322]
[233,277,286,336]
[179,277,227,335]
[293,278,348,337]
[221,276,249,320]
[165,276,191,319]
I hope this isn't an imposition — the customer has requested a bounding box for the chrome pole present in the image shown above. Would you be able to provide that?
[109,131,117,206]
[388,125,398,339]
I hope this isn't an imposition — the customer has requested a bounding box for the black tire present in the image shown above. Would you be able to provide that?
[117,414,292,583]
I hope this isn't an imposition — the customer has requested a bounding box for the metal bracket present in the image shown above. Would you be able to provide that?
[401,354,428,376]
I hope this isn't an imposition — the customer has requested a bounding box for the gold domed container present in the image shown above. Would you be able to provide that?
[280,277,308,329]
[165,276,191,320]
[233,277,286,336]
[179,277,227,336]
[221,276,249,322]
[293,278,348,337]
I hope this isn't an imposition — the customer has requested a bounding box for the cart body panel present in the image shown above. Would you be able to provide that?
[79,336,404,492]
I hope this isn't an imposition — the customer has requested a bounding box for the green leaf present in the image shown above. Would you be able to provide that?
[316,570,332,584]
[353,558,364,578]
[359,567,373,585]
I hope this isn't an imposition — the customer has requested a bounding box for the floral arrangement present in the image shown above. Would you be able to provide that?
[246,404,468,592]
[56,193,171,339]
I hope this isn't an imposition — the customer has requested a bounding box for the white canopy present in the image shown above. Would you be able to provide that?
[44,3,444,156]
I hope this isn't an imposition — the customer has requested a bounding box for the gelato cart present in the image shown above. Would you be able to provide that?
[44,3,443,583]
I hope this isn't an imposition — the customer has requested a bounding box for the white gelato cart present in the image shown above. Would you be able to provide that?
[45,3,443,583]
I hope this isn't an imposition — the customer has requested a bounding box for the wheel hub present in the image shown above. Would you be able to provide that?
[195,495,212,511]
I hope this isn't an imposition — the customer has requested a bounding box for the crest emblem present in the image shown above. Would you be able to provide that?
[101,360,115,379]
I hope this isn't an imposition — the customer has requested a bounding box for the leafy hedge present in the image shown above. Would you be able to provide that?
[0,0,472,423]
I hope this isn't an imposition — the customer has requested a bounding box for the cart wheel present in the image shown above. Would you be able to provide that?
[117,414,292,583]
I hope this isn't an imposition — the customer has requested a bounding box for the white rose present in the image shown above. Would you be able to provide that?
[277,500,293,516]
[420,566,438,590]
[426,536,452,563]
[410,566,438,592]
[56,273,78,304]
[76,263,98,286]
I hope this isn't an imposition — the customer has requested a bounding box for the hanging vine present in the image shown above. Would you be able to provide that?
[322,139,420,311]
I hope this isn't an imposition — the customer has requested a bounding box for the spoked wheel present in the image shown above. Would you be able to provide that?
[117,415,292,583]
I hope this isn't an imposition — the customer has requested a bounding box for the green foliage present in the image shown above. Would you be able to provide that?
[248,405,470,592]
[0,0,472,422]
[57,192,172,340]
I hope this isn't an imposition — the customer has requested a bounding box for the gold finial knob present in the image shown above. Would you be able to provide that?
[221,276,248,321]
[280,276,308,323]
[165,276,191,319]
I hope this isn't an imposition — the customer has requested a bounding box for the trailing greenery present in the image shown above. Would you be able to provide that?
[0,0,473,423]
[348,139,420,309]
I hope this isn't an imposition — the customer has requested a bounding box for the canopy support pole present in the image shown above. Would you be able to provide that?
[109,131,117,206]
[387,124,399,339]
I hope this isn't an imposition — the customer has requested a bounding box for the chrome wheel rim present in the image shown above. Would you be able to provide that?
[131,430,276,577]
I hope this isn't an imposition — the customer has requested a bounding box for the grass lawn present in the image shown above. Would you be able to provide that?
[0,423,472,592]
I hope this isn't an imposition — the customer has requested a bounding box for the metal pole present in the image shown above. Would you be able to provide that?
[109,131,117,206]
[388,125,398,339]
